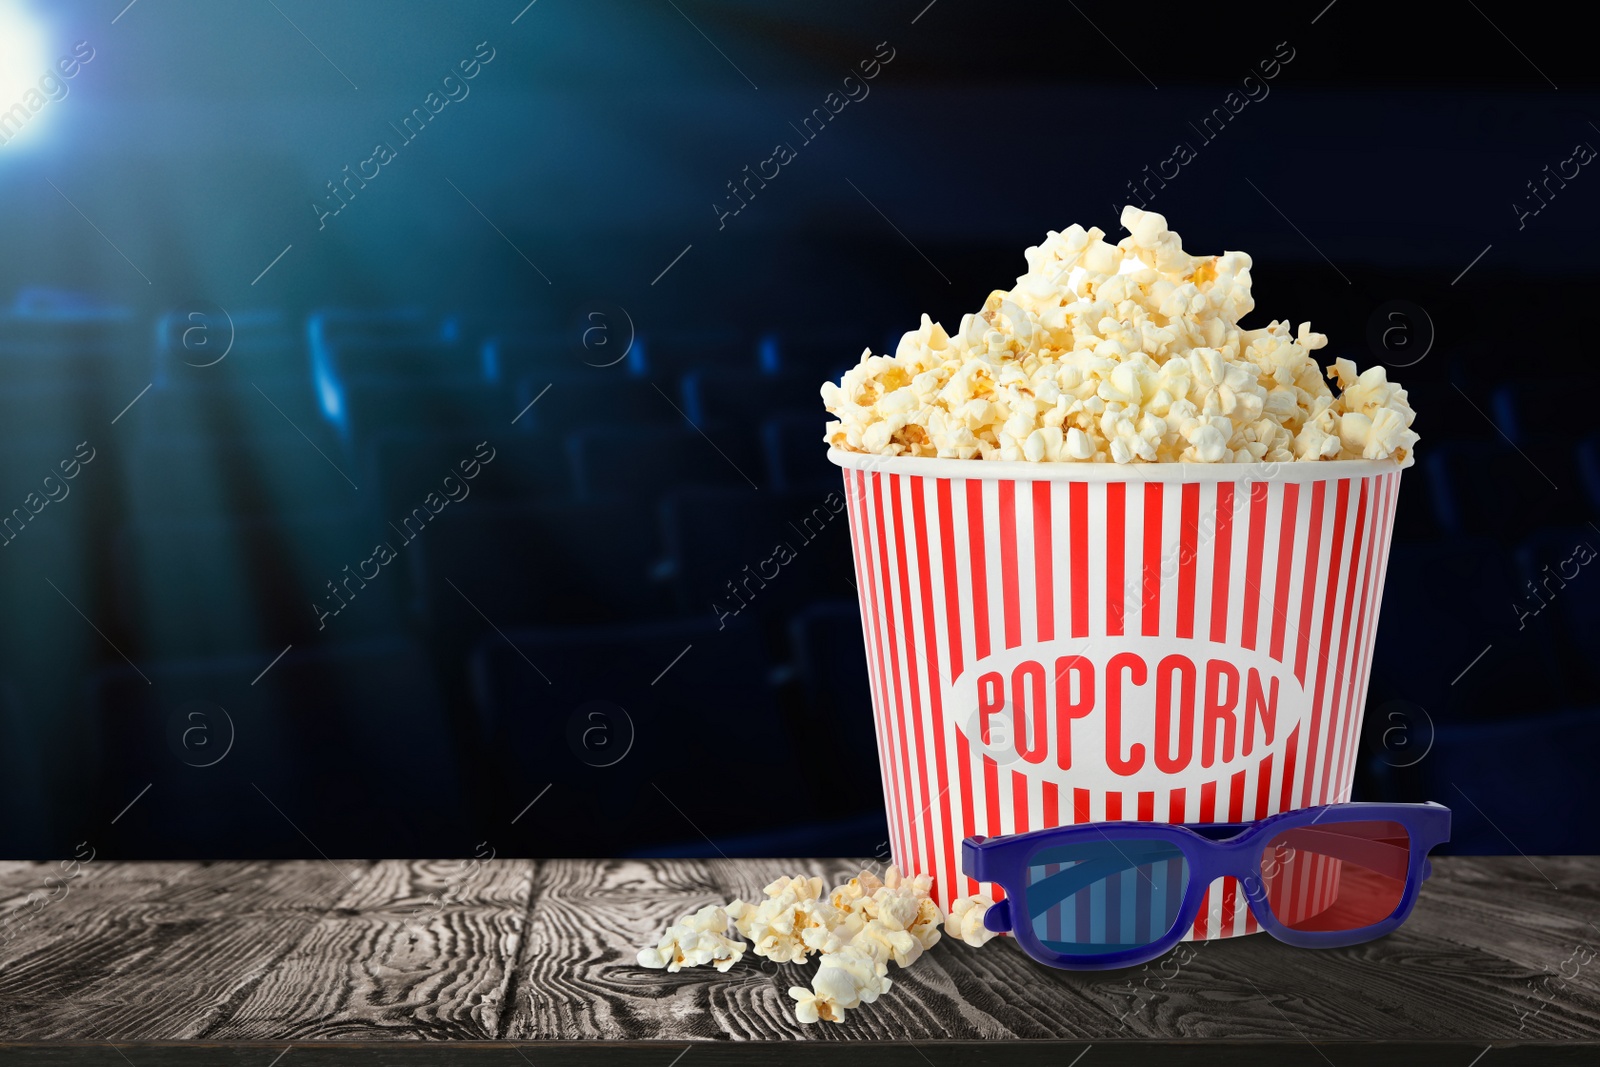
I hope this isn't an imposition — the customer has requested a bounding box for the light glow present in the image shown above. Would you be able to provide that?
[0,2,58,150]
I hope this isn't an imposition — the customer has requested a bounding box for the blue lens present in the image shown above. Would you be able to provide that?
[1025,838,1190,956]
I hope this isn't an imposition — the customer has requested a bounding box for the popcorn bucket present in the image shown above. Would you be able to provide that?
[831,450,1409,940]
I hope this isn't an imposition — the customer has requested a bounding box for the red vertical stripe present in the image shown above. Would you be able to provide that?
[939,479,964,684]
[1034,481,1055,643]
[1241,819,1254,927]
[1300,479,1351,809]
[1225,773,1245,932]
[851,470,906,866]
[1073,788,1090,823]
[1269,483,1300,665]
[890,475,934,881]
[1142,482,1163,637]
[937,479,979,896]
[1337,476,1401,793]
[967,480,991,660]
[1270,842,1290,925]
[966,480,1002,847]
[1200,482,1255,939]
[1106,483,1126,636]
[1168,789,1186,823]
[1241,483,1268,650]
[1070,482,1089,638]
[1335,473,1386,795]
[1303,853,1319,925]
[1278,724,1300,812]
[997,480,1027,838]
[1106,793,1123,821]
[1177,483,1200,639]
[910,476,957,902]
[1293,854,1308,922]
[1012,776,1029,834]
[1322,479,1370,803]
[1194,889,1211,939]
[1311,854,1328,918]
[998,481,1021,650]
[1042,782,1060,828]
[1298,854,1314,926]
[874,472,921,875]
[1267,848,1283,926]
[1193,782,1219,940]
[1334,475,1387,800]
[1295,853,1310,926]
[1024,482,1056,842]
[1294,483,1327,687]
[841,471,887,852]
[1210,483,1234,643]
[1254,753,1274,821]
[1138,791,1155,822]
[1326,856,1339,918]
[982,757,1002,838]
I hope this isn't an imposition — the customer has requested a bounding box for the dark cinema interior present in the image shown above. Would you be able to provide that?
[0,0,1595,862]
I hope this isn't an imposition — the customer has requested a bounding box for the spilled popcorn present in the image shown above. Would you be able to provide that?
[637,867,999,1025]
[822,206,1418,465]
[636,904,746,973]
[946,893,1001,949]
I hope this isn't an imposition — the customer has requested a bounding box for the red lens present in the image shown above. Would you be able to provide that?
[1258,820,1410,932]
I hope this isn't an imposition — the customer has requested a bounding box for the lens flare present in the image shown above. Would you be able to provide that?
[0,2,57,150]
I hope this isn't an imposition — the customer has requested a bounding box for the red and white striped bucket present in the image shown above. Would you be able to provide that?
[831,450,1408,940]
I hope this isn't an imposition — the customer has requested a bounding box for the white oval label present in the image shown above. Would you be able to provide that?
[944,636,1310,792]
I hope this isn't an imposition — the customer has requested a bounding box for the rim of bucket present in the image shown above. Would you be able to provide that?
[827,447,1413,483]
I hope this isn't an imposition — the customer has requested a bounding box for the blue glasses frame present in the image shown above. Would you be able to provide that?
[962,801,1451,971]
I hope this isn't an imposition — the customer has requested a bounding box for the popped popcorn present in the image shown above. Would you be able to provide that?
[945,894,1000,949]
[727,875,833,964]
[635,904,747,973]
[637,865,971,1026]
[868,866,943,956]
[790,944,891,1023]
[822,206,1418,465]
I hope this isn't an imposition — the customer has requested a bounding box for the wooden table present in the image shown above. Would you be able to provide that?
[1,857,1597,1065]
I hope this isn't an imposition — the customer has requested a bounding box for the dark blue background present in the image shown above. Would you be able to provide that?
[0,0,1593,861]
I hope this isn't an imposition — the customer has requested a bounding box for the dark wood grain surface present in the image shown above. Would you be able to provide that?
[1,857,1597,1065]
